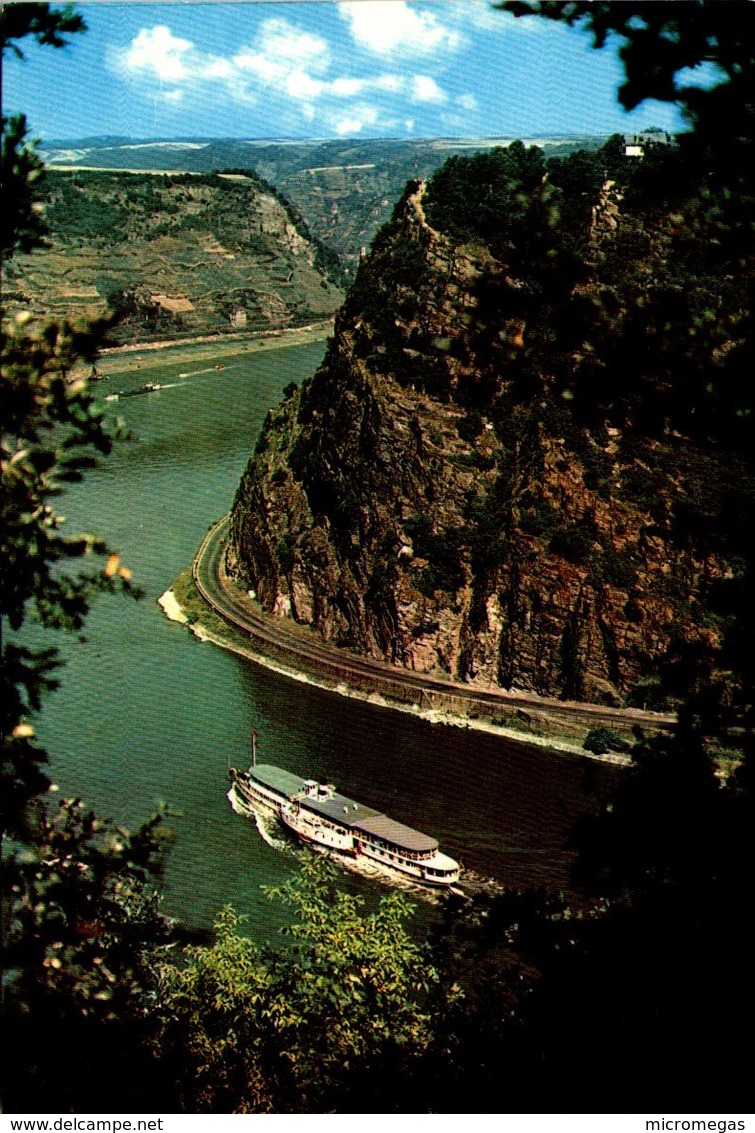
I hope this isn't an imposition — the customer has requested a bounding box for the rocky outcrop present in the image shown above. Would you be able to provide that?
[227,174,736,708]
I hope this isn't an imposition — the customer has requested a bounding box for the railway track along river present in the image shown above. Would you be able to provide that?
[192,516,676,756]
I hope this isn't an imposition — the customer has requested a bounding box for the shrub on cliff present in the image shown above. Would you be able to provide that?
[582,726,631,755]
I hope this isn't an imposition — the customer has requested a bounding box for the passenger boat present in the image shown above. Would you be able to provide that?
[228,735,460,888]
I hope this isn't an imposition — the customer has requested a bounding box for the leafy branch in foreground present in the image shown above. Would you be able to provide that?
[0,2,84,58]
[4,797,173,1112]
[151,857,436,1113]
[1,6,173,1114]
[1,27,140,832]
[1,283,142,834]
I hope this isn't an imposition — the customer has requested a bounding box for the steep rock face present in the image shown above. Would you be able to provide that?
[227,176,736,707]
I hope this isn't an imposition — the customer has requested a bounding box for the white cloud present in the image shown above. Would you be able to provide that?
[120,26,193,83]
[457,92,478,111]
[115,12,461,137]
[338,1,461,56]
[331,76,365,97]
[376,74,405,93]
[411,75,447,104]
[450,2,544,35]
[256,17,330,70]
[455,1,507,33]
[334,103,380,135]
[202,58,234,81]
[330,73,405,98]
[233,17,329,92]
[233,50,284,83]
[286,68,325,101]
[336,116,365,137]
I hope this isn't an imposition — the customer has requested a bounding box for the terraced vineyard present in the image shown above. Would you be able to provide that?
[5,169,345,344]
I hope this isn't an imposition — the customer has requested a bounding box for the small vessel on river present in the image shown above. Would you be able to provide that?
[105,382,163,402]
[229,735,461,888]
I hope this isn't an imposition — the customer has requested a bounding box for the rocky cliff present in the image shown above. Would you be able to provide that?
[227,145,744,708]
[5,170,344,344]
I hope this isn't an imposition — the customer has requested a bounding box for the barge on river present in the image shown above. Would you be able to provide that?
[229,759,461,888]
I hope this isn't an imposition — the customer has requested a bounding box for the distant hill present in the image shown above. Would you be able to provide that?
[5,169,345,345]
[42,136,609,273]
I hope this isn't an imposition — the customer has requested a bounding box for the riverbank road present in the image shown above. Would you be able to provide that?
[193,516,677,745]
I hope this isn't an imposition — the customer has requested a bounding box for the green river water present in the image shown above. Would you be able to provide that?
[31,339,615,937]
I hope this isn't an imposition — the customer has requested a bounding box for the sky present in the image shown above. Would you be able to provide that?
[4,1,687,143]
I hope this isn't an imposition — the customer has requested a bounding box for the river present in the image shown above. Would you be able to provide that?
[32,338,617,937]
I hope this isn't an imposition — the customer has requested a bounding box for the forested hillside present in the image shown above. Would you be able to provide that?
[5,169,345,344]
[43,135,608,272]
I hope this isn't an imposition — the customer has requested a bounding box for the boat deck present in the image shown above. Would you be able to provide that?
[249,763,308,799]
[245,763,444,859]
[300,791,381,827]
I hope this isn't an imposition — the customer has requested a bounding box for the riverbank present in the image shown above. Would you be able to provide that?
[87,320,334,380]
[161,568,636,767]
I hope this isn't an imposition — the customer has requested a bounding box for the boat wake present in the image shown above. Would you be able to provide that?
[452,869,507,899]
[103,381,185,402]
[227,788,295,854]
[306,841,446,904]
[253,809,291,852]
[178,366,226,379]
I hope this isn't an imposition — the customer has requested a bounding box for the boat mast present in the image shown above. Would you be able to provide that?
[252,728,258,767]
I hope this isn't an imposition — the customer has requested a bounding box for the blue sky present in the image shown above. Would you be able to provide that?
[5,1,686,142]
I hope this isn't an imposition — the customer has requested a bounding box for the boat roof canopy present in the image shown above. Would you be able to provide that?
[248,764,441,855]
[250,764,308,799]
[354,814,438,854]
[301,791,382,826]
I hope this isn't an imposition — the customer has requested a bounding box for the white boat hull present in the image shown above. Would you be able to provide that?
[228,763,461,888]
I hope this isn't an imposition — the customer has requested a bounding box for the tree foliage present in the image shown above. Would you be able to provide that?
[582,726,630,755]
[1,7,171,1113]
[151,858,436,1113]
[423,141,548,253]
[0,5,142,834]
[3,800,173,1112]
[497,2,755,448]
